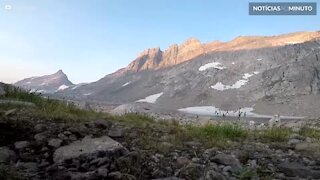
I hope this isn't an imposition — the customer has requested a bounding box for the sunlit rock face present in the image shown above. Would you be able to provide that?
[122,31,320,74]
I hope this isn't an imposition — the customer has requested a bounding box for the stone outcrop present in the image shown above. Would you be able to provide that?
[53,136,127,163]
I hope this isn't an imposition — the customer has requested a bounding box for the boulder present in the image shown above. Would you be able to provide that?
[53,136,127,163]
[94,119,112,129]
[14,141,30,150]
[34,133,47,143]
[48,139,63,148]
[108,127,123,138]
[278,162,320,178]
[205,170,227,180]
[176,163,203,179]
[0,147,16,163]
[212,154,240,166]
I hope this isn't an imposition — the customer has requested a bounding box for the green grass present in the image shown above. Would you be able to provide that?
[256,127,291,142]
[299,127,320,140]
[186,123,248,140]
[171,123,248,148]
[0,85,101,121]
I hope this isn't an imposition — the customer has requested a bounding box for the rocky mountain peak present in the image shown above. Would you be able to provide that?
[15,70,74,94]
[55,69,64,75]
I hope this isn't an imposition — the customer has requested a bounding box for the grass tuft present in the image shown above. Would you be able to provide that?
[257,127,291,142]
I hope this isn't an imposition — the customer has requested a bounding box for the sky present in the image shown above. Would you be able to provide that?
[0,0,319,84]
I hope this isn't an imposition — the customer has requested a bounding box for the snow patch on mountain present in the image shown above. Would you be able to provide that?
[243,73,254,79]
[83,93,92,96]
[122,82,131,87]
[136,92,163,103]
[30,89,46,93]
[199,62,226,71]
[286,41,299,45]
[57,85,69,91]
[257,58,262,61]
[211,72,256,91]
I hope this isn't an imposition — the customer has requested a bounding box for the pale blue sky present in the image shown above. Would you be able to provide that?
[0,0,319,83]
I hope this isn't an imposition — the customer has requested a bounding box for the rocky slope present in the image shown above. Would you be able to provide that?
[1,105,320,180]
[15,70,74,94]
[58,31,320,118]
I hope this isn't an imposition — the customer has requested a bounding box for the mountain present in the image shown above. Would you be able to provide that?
[114,31,320,74]
[15,70,74,94]
[59,31,320,117]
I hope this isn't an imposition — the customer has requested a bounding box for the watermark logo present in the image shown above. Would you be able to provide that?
[249,2,317,15]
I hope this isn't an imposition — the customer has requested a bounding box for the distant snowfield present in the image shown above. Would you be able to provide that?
[137,92,163,103]
[211,72,256,91]
[178,106,304,119]
[122,82,131,87]
[72,84,85,90]
[57,85,69,91]
[286,41,299,45]
[30,89,46,93]
[83,93,92,96]
[179,106,265,117]
[199,62,226,71]
[26,82,31,84]
[257,58,262,61]
[40,82,48,86]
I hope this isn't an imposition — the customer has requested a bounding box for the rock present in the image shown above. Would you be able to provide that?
[0,147,16,163]
[53,136,127,163]
[94,119,111,129]
[34,124,47,133]
[17,162,38,172]
[108,171,123,179]
[97,166,109,177]
[14,141,30,150]
[48,139,63,148]
[203,148,217,160]
[287,139,301,146]
[295,142,320,152]
[278,162,320,178]
[184,141,202,148]
[212,154,240,166]
[289,133,305,140]
[205,170,227,180]
[4,109,16,116]
[192,157,201,163]
[34,133,47,143]
[176,157,191,168]
[177,163,203,179]
[222,166,232,172]
[108,127,123,138]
